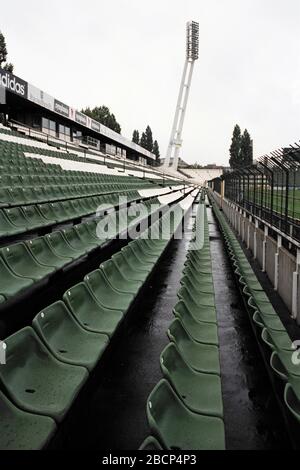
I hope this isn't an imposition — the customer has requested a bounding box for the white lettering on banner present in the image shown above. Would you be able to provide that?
[0,70,27,97]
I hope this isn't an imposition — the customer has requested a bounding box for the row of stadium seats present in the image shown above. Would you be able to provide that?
[210,197,300,436]
[0,191,143,239]
[0,197,164,304]
[141,195,225,450]
[0,136,180,187]
[0,197,193,450]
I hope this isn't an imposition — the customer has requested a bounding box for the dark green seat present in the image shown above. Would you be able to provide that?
[270,350,300,381]
[36,204,59,224]
[173,305,218,345]
[178,285,215,308]
[0,327,88,422]
[32,301,109,372]
[147,380,225,450]
[160,344,223,417]
[112,252,149,282]
[1,242,55,282]
[100,260,142,294]
[180,275,214,295]
[74,224,100,249]
[22,205,52,229]
[125,244,156,269]
[63,283,123,337]
[168,320,220,375]
[139,436,163,451]
[62,228,90,255]
[26,237,71,271]
[45,232,82,261]
[284,378,300,423]
[0,389,57,450]
[261,328,293,352]
[253,311,286,332]
[85,269,134,312]
[174,297,217,324]
[119,246,152,273]
[0,209,23,238]
[3,207,30,230]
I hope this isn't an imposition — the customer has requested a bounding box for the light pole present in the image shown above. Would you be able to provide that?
[164,21,199,171]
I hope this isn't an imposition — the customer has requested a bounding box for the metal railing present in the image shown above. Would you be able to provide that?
[209,143,300,242]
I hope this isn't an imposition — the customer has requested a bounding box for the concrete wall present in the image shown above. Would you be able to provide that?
[210,190,300,322]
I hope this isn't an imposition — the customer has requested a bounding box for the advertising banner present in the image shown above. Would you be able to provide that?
[0,68,28,99]
[54,99,70,118]
[28,84,54,111]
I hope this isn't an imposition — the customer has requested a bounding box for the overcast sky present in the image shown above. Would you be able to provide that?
[1,0,300,165]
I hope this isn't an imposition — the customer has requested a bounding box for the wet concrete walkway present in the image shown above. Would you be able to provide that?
[208,207,291,450]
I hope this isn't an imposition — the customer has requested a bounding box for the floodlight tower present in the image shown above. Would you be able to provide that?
[164,21,199,171]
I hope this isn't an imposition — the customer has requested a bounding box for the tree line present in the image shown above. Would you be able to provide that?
[132,126,160,161]
[229,124,253,169]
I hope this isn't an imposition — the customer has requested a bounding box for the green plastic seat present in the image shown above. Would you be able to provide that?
[139,436,163,451]
[270,350,300,381]
[22,205,52,229]
[85,269,134,312]
[32,301,109,372]
[36,203,59,224]
[127,242,157,264]
[119,246,152,273]
[63,283,123,337]
[125,244,156,268]
[0,389,57,450]
[253,311,286,332]
[248,297,276,316]
[100,260,142,294]
[160,344,223,417]
[0,327,88,422]
[26,237,71,271]
[62,228,90,255]
[74,224,100,249]
[284,378,300,423]
[178,285,215,308]
[1,243,55,282]
[173,306,218,345]
[180,275,214,295]
[0,209,23,237]
[45,232,82,261]
[112,252,149,282]
[261,328,293,352]
[3,207,30,230]
[168,320,220,375]
[147,380,225,450]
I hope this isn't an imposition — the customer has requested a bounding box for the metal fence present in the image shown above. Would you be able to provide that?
[209,144,300,242]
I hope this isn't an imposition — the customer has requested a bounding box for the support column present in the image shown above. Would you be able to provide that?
[274,235,282,291]
[293,249,300,321]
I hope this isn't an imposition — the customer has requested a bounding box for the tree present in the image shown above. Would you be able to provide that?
[229,124,242,169]
[132,129,140,144]
[152,140,160,160]
[145,125,153,152]
[140,131,147,149]
[82,106,121,133]
[0,31,14,72]
[240,129,253,167]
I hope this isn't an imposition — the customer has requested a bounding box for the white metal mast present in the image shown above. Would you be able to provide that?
[164,21,199,171]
